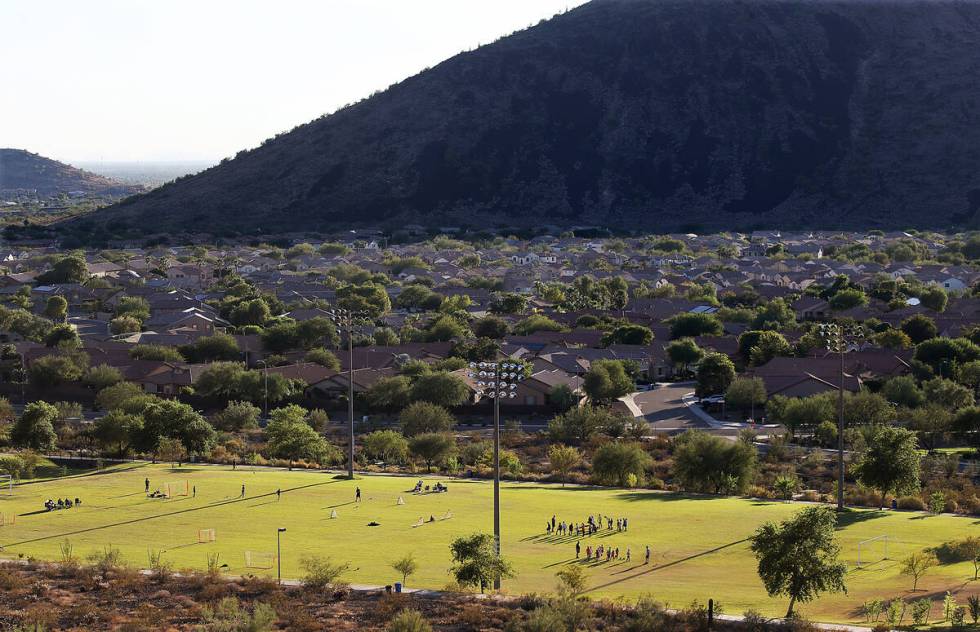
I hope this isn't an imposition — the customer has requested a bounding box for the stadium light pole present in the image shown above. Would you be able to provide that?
[818,323,865,512]
[277,527,286,584]
[467,360,525,590]
[327,308,367,479]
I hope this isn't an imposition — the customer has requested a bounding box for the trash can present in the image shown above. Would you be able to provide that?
[394,582,402,593]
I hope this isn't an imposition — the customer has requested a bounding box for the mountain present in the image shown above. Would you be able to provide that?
[0,149,136,196]
[82,0,980,235]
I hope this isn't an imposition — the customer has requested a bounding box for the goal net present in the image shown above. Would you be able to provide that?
[165,481,189,498]
[0,513,14,526]
[0,475,12,495]
[244,551,276,569]
[198,528,216,543]
[857,535,892,567]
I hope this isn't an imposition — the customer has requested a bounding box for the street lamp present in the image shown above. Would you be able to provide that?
[327,307,368,479]
[467,360,526,590]
[277,527,286,584]
[818,322,865,511]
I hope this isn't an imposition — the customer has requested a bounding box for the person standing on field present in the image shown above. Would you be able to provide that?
[145,478,150,493]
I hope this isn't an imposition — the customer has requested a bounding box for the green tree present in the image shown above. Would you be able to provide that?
[666,338,704,373]
[548,444,581,486]
[337,282,391,318]
[28,352,87,387]
[725,377,767,416]
[400,401,455,436]
[266,417,339,468]
[180,333,241,363]
[45,323,80,348]
[750,506,848,617]
[409,432,456,472]
[449,533,514,593]
[229,298,271,326]
[212,400,261,431]
[11,401,59,450]
[591,441,652,487]
[304,347,340,370]
[672,430,757,493]
[829,288,868,310]
[548,384,579,412]
[410,372,470,407]
[902,315,938,344]
[882,376,925,408]
[695,353,735,397]
[922,377,975,409]
[137,399,217,455]
[43,295,67,322]
[854,425,921,508]
[920,286,948,312]
[547,405,620,444]
[91,410,142,457]
[602,324,653,346]
[583,359,633,404]
[130,344,184,362]
[391,553,419,587]
[669,313,723,339]
[36,255,87,284]
[513,314,565,335]
[490,293,527,315]
[473,315,509,339]
[365,375,413,411]
[361,430,409,470]
[82,364,123,391]
[874,328,912,349]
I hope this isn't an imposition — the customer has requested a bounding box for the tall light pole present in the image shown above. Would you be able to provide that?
[277,527,286,584]
[467,360,525,590]
[327,308,366,479]
[818,323,865,511]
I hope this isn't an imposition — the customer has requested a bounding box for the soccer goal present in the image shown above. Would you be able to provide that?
[0,475,12,495]
[244,551,276,569]
[198,528,216,543]
[0,513,15,526]
[165,481,189,498]
[857,535,893,567]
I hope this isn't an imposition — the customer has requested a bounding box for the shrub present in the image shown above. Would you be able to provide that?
[591,441,651,487]
[896,496,926,511]
[300,554,350,590]
[200,597,277,632]
[387,609,432,632]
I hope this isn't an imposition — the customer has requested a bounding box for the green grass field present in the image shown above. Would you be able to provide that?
[0,463,977,623]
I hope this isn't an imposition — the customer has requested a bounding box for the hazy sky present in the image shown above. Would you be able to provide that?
[0,0,586,164]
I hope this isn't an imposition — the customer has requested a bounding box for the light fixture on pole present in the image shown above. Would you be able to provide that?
[276,527,286,584]
[817,322,865,512]
[466,359,525,590]
[327,307,368,480]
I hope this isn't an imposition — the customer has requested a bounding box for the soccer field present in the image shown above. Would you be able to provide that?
[0,462,977,623]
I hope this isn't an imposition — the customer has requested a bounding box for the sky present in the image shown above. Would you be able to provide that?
[0,0,587,164]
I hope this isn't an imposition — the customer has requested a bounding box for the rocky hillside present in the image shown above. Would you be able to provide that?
[0,149,134,196]
[84,0,980,235]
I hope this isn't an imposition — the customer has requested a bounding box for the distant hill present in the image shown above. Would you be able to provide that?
[0,149,136,196]
[81,0,980,235]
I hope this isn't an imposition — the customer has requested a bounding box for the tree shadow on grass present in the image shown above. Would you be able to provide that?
[835,509,887,529]
[613,491,728,503]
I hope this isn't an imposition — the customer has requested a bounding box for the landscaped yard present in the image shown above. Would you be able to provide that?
[0,462,977,624]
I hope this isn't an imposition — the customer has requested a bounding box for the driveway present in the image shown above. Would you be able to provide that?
[628,382,710,434]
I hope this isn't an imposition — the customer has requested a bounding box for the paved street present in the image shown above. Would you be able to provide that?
[629,382,710,434]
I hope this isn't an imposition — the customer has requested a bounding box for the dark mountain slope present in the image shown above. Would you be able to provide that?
[0,149,129,195]
[87,0,980,234]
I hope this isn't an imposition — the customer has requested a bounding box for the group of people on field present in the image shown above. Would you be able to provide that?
[44,497,81,511]
[545,513,629,537]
